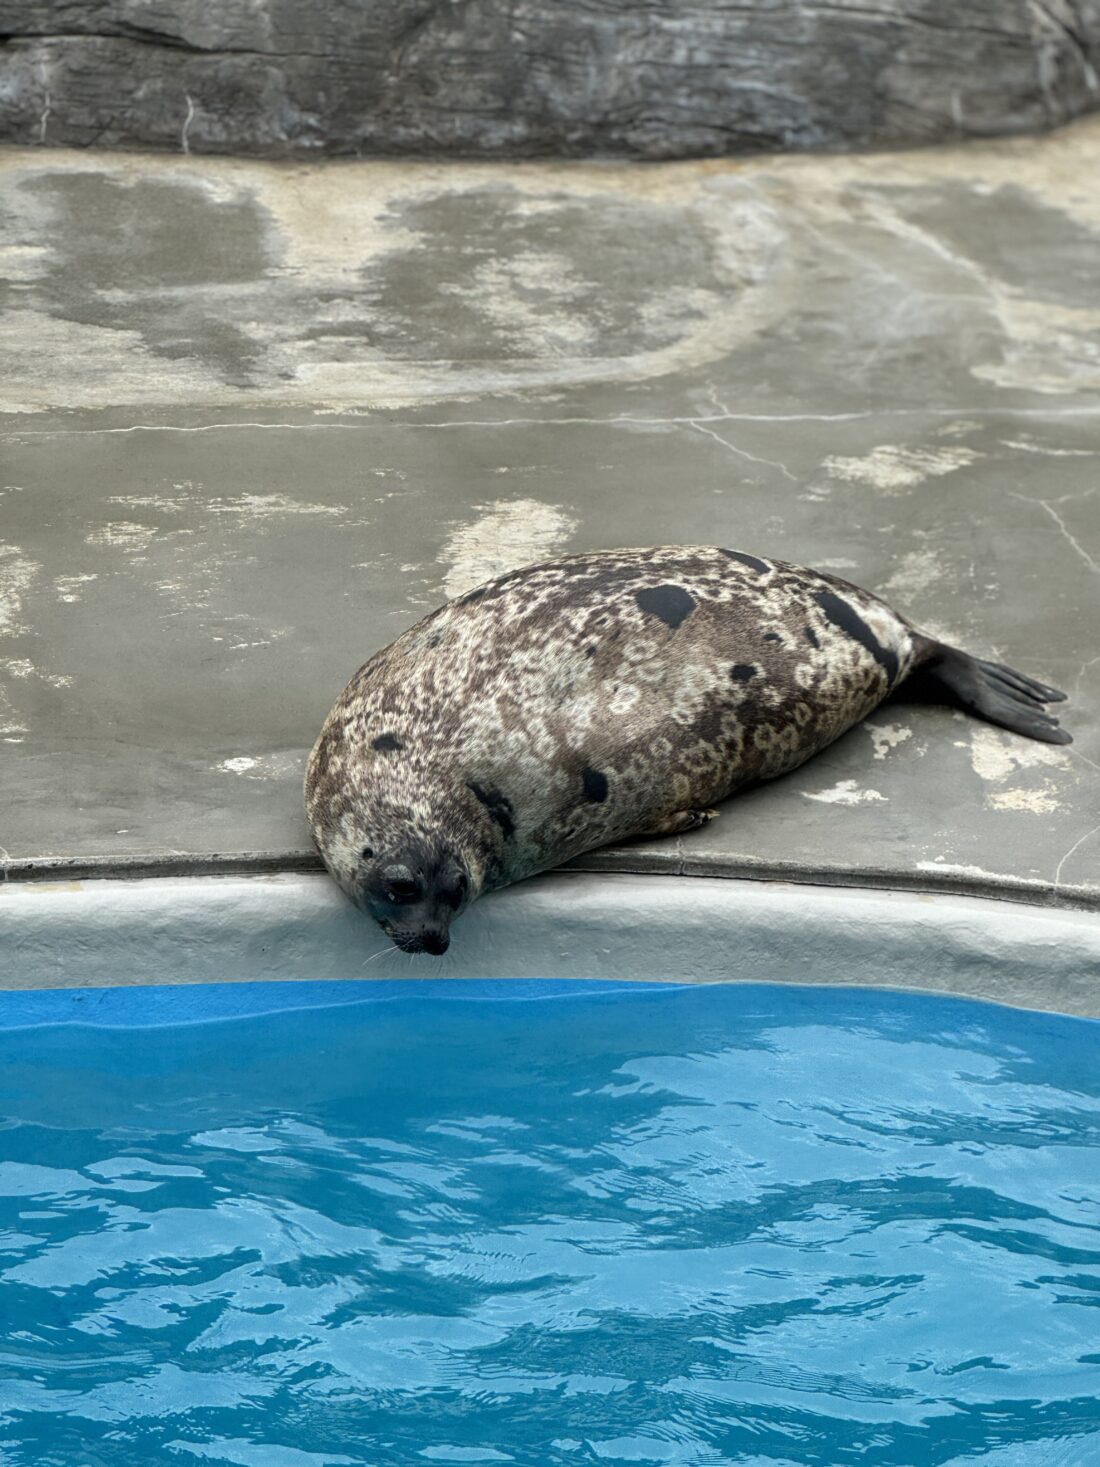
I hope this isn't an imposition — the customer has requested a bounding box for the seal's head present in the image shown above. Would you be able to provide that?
[356,841,471,955]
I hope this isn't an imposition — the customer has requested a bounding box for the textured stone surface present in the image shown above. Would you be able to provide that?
[0,0,1099,158]
[1,123,1099,909]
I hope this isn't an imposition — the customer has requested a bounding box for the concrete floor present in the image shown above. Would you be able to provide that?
[2,123,1098,909]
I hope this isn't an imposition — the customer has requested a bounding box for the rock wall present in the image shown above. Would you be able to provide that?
[1,0,1099,158]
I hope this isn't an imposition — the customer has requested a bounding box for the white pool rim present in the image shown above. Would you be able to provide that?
[1,871,1098,1018]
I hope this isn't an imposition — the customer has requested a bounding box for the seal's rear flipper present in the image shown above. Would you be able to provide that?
[912,644,1072,744]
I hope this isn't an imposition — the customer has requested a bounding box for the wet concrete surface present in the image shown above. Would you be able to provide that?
[2,125,1098,908]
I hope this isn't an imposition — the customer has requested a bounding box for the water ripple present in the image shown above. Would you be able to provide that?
[0,985,1097,1466]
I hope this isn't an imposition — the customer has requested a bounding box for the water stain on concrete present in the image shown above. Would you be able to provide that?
[802,779,887,806]
[865,722,913,761]
[988,784,1062,814]
[439,498,578,599]
[352,188,726,362]
[2,157,777,409]
[891,182,1100,311]
[0,543,40,635]
[12,172,273,385]
[824,443,981,493]
[969,725,1071,782]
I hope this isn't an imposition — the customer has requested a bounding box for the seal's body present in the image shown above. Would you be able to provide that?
[305,546,1069,953]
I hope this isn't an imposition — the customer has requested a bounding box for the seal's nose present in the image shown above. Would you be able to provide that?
[421,930,450,956]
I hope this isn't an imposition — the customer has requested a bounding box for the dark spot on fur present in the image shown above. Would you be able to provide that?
[372,733,403,752]
[721,549,769,574]
[814,590,898,684]
[730,663,757,681]
[459,586,487,606]
[804,626,820,648]
[585,644,597,657]
[764,632,782,643]
[467,781,516,838]
[361,846,374,860]
[635,584,695,631]
[582,767,609,802]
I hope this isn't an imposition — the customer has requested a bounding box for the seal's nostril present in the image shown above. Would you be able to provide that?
[423,931,450,956]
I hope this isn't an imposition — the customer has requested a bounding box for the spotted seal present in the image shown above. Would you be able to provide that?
[305,545,1069,954]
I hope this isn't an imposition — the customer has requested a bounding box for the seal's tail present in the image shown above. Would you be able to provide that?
[910,642,1071,744]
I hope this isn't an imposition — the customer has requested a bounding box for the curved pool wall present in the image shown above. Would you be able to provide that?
[1,872,1098,1018]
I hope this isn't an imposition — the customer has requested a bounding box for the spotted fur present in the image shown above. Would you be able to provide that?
[305,545,1067,947]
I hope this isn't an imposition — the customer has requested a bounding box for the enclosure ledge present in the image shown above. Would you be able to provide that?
[1,870,1097,1017]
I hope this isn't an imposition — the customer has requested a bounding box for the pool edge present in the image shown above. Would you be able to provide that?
[2,871,1098,1018]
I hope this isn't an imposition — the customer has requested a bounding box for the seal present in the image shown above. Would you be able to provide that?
[305,545,1070,954]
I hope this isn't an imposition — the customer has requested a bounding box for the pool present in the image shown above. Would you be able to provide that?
[1,979,1097,1465]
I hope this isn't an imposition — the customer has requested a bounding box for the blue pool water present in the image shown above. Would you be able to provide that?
[0,981,1098,1467]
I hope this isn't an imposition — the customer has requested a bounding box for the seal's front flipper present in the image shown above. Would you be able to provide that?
[914,644,1072,745]
[646,808,719,837]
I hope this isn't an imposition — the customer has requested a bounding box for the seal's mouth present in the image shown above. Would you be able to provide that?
[389,929,450,957]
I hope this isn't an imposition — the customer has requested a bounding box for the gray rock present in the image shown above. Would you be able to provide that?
[1,0,1099,158]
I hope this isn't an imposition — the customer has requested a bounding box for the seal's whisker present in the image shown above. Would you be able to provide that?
[360,943,393,969]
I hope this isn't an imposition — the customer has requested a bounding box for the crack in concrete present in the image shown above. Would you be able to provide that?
[6,405,1100,440]
[1054,819,1100,888]
[1012,489,1100,576]
[1000,438,1100,456]
[1073,652,1100,695]
[689,419,797,482]
[1068,746,1100,777]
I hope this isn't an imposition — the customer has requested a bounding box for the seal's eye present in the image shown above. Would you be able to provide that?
[385,878,421,904]
[361,846,374,860]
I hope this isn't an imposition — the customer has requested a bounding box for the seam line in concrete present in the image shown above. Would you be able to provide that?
[3,850,1096,914]
[6,404,1100,439]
